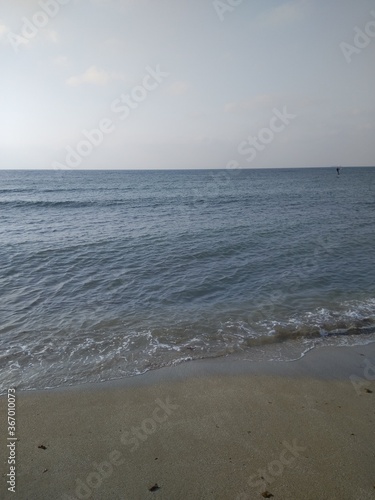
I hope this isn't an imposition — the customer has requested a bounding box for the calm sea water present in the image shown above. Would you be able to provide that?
[0,168,374,392]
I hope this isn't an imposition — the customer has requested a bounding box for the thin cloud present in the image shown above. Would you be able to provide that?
[258,0,306,27]
[90,0,137,9]
[53,55,69,67]
[2,25,58,50]
[168,81,190,96]
[0,21,9,40]
[66,66,119,86]
[66,66,129,87]
[225,94,276,113]
[43,29,58,43]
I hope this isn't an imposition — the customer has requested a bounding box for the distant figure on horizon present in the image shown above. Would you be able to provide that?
[336,167,341,176]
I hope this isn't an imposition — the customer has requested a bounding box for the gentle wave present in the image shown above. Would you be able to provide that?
[0,198,187,209]
[1,298,374,394]
[0,199,130,208]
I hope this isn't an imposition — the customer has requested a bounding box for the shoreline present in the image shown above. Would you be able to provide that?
[7,340,375,396]
[1,343,374,499]
[3,340,375,398]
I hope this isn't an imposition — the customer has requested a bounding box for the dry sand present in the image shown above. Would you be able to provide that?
[1,343,375,500]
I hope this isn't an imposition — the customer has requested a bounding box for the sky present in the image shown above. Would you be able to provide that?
[0,0,374,169]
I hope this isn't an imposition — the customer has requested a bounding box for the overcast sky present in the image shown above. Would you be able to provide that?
[1,0,374,169]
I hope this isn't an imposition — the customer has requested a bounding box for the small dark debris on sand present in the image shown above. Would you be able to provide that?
[149,484,160,492]
[365,388,373,393]
[261,491,274,498]
[38,445,47,450]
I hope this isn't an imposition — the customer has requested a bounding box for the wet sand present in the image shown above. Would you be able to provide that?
[1,343,374,500]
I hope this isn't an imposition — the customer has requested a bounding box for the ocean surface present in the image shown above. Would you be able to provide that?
[0,167,374,393]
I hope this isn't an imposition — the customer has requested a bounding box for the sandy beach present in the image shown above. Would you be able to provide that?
[1,343,375,500]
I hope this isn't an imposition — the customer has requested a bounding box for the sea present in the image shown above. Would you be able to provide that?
[0,167,374,393]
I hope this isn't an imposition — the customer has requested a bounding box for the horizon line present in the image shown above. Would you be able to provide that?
[0,165,374,172]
